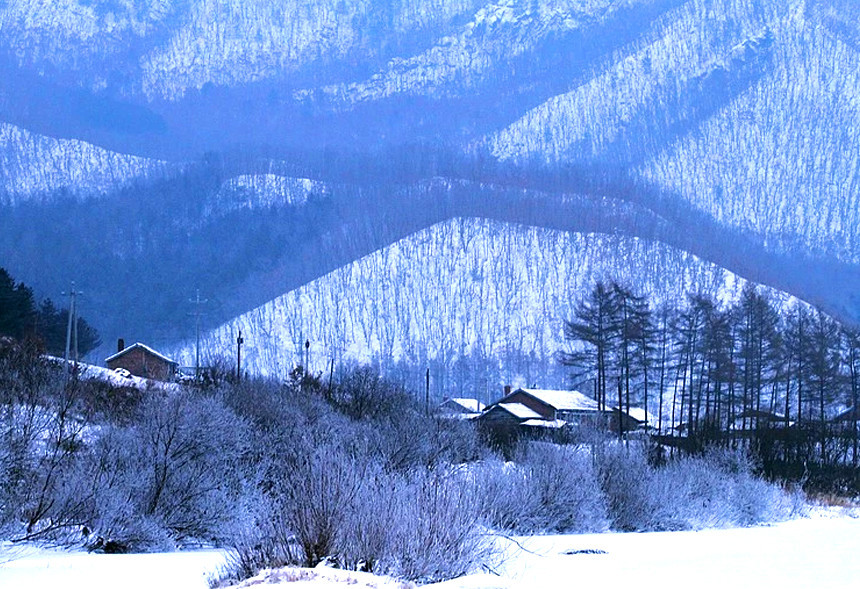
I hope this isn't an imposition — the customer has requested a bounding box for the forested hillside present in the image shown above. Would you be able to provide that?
[0,0,858,378]
[176,217,801,396]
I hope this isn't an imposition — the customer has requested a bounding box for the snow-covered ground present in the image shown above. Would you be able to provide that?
[2,509,858,589]
[0,546,227,589]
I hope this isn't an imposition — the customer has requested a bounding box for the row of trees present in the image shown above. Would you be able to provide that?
[0,267,100,357]
[561,281,860,473]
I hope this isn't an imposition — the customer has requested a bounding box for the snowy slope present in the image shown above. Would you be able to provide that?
[175,217,800,380]
[139,0,483,99]
[0,123,169,202]
[210,174,327,214]
[488,0,860,264]
[0,0,482,99]
[303,0,646,106]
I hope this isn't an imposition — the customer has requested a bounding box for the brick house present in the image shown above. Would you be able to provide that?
[105,342,178,382]
[477,387,611,434]
[486,388,607,425]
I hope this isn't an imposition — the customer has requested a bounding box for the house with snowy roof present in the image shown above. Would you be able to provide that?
[610,406,656,433]
[478,387,608,431]
[105,340,178,382]
[439,397,486,418]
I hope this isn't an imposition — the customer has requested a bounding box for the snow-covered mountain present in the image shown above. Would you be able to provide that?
[303,0,645,106]
[0,0,857,376]
[487,0,860,265]
[0,0,481,99]
[175,217,801,390]
[0,123,169,202]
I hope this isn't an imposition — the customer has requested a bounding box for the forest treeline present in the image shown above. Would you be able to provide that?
[0,267,100,357]
[561,280,860,485]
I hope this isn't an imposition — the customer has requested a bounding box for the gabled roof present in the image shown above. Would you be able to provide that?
[442,398,486,413]
[516,388,601,412]
[612,406,654,424]
[832,406,860,422]
[105,342,178,366]
[495,402,544,420]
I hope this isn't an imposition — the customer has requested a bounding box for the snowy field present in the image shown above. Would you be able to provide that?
[1,510,859,589]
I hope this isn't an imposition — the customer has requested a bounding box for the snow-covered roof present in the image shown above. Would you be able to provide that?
[613,406,654,423]
[518,388,601,412]
[497,402,543,420]
[47,356,181,393]
[104,342,178,365]
[833,406,859,422]
[521,418,567,429]
[444,398,486,413]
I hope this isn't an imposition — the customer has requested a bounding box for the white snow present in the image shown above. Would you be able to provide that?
[496,402,543,420]
[520,418,566,429]
[0,123,169,202]
[449,398,486,413]
[518,388,600,412]
[612,406,653,424]
[209,174,326,214]
[227,567,413,589]
[2,511,858,589]
[475,511,860,589]
[0,545,227,589]
[47,357,182,393]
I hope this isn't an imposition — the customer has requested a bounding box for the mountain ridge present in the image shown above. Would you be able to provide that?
[0,0,857,373]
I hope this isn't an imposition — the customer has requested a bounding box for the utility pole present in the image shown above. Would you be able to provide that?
[62,282,82,368]
[425,367,430,415]
[189,290,207,380]
[236,329,244,382]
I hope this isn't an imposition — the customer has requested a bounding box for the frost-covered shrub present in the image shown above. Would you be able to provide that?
[662,449,788,529]
[519,443,608,533]
[131,392,251,543]
[475,443,608,534]
[338,462,405,572]
[595,444,661,531]
[598,445,791,532]
[69,391,254,550]
[473,460,537,531]
[380,468,490,583]
[649,455,738,529]
[333,366,410,421]
[362,410,486,471]
[276,445,365,568]
[229,446,491,584]
[219,497,299,586]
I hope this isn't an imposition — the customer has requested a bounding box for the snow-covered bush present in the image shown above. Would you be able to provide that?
[597,444,792,531]
[223,443,491,584]
[64,391,256,551]
[594,444,662,531]
[475,443,608,533]
[276,444,366,567]
[379,467,490,583]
